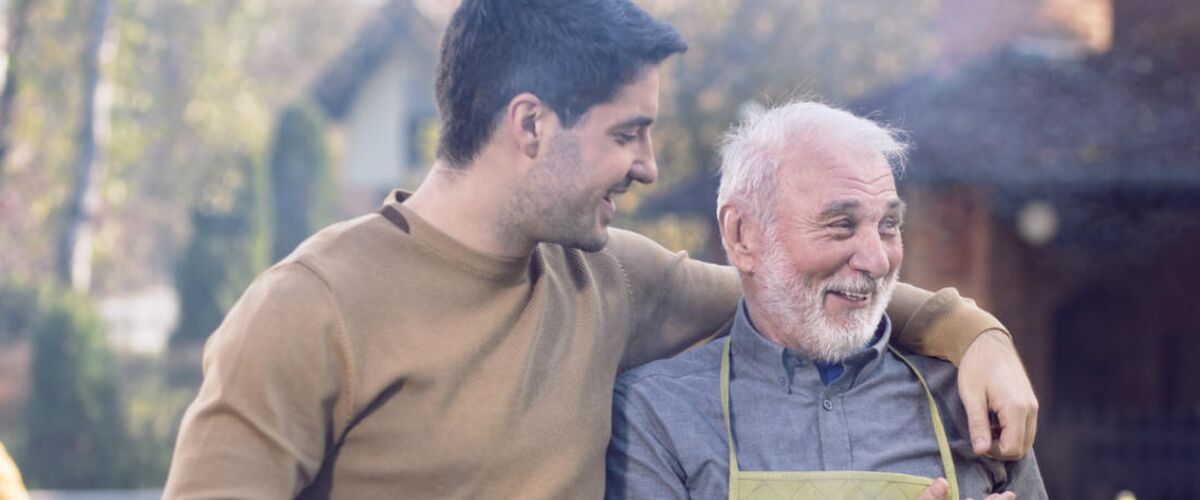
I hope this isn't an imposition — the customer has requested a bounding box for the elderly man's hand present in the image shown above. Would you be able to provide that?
[916,478,951,500]
[957,329,1039,459]
[917,478,1017,500]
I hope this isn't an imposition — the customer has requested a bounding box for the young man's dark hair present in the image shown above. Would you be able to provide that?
[434,0,687,166]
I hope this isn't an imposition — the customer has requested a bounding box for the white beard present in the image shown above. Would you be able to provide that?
[755,233,898,363]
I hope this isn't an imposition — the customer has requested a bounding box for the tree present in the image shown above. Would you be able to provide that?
[171,154,269,346]
[268,102,335,262]
[22,290,129,488]
[0,0,37,187]
[56,0,115,291]
[0,0,365,293]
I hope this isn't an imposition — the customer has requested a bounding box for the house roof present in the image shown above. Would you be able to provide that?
[310,0,439,120]
[852,17,1199,190]
[644,22,1199,217]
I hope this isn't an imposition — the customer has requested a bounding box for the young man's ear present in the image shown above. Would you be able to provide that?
[717,201,763,274]
[506,93,547,160]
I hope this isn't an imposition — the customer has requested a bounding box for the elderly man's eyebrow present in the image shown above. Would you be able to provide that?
[819,200,861,219]
[819,199,907,219]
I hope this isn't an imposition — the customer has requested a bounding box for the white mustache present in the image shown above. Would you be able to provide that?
[822,274,883,296]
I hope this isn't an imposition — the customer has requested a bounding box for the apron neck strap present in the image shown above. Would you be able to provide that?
[887,345,960,497]
[720,338,740,478]
[719,339,961,497]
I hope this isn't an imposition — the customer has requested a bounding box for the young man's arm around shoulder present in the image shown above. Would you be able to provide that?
[889,283,1039,460]
[608,231,1038,460]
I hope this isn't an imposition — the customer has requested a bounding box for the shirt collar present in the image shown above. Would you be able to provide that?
[730,299,894,393]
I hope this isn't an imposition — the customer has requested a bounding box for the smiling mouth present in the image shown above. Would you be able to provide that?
[604,189,624,207]
[828,289,871,302]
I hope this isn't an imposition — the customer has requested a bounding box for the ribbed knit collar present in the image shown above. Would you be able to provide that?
[380,190,534,284]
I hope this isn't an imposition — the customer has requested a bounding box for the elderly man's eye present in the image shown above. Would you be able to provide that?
[880,218,903,236]
[829,220,855,233]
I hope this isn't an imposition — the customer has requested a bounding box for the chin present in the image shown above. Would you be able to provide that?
[564,229,609,253]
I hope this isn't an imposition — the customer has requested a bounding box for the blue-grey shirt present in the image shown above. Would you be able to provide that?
[606,301,1046,499]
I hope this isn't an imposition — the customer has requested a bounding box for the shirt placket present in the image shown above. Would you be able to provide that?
[817,378,852,470]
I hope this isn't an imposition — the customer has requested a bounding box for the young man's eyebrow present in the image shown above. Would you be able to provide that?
[609,116,654,131]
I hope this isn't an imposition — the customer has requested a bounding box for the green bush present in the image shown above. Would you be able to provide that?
[0,279,42,344]
[171,154,269,347]
[269,102,335,262]
[22,290,130,488]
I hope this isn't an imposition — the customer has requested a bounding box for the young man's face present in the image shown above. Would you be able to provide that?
[514,66,661,252]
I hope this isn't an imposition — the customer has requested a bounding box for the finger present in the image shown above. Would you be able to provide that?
[1023,398,1039,455]
[916,478,950,500]
[961,384,993,456]
[993,401,1026,459]
[984,492,1017,500]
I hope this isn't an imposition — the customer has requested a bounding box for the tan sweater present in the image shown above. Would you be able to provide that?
[0,441,28,500]
[164,192,1003,499]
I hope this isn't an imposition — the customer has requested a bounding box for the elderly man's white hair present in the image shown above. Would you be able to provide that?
[716,101,909,225]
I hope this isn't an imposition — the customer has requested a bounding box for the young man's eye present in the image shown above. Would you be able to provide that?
[614,132,637,145]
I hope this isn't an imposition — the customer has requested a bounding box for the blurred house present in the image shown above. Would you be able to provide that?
[308,0,441,216]
[853,0,1200,497]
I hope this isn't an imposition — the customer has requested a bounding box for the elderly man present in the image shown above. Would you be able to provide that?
[606,101,1047,500]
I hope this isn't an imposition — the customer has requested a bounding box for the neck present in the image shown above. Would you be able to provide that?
[742,288,804,353]
[405,158,535,259]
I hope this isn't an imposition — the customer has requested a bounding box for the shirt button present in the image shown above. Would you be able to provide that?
[822,399,834,411]
[777,377,786,385]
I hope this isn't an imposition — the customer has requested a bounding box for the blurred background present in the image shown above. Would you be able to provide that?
[0,0,1195,497]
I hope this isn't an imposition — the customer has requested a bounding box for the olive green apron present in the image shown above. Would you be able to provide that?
[720,339,960,500]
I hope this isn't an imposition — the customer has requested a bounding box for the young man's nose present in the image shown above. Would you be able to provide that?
[631,138,658,184]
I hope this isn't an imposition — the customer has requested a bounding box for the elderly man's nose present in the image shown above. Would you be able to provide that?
[849,232,890,279]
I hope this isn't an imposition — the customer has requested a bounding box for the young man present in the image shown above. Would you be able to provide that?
[606,101,1047,500]
[164,1,1037,498]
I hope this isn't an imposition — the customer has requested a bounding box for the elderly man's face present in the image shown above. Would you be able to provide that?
[754,146,905,361]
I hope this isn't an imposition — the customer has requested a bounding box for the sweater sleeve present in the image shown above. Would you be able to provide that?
[607,230,1008,369]
[887,283,1009,366]
[163,262,354,499]
[606,229,741,372]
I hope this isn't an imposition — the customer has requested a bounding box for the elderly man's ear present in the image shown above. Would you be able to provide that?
[718,202,764,274]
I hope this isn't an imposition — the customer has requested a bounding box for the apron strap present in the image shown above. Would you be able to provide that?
[720,339,740,484]
[720,338,961,500]
[888,345,960,499]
